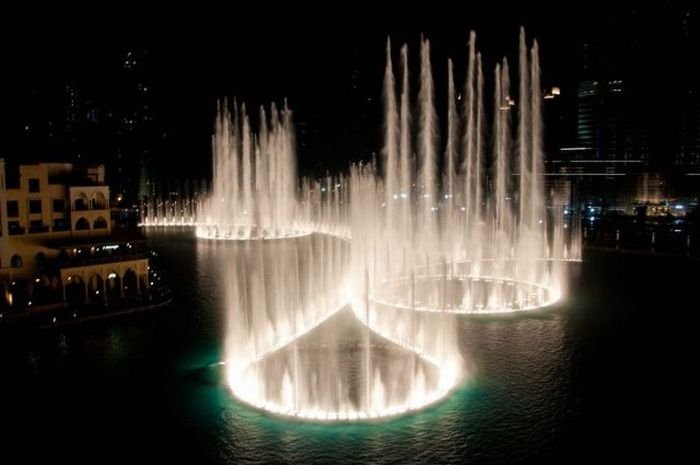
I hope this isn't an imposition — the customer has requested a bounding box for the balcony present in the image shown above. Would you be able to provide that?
[56,238,150,268]
[59,252,149,268]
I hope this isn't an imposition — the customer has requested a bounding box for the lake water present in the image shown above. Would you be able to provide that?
[1,228,692,464]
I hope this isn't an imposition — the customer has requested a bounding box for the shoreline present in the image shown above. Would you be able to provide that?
[0,295,173,332]
[584,244,699,260]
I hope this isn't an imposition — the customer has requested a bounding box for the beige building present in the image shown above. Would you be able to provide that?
[0,159,153,315]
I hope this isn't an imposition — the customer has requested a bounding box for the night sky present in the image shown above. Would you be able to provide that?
[1,4,697,182]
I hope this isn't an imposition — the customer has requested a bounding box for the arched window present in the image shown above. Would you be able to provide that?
[123,269,138,298]
[93,217,108,229]
[65,275,85,306]
[32,275,52,305]
[106,271,121,302]
[75,217,90,231]
[88,273,104,304]
[73,192,89,211]
[91,192,107,210]
[11,255,23,268]
[35,252,47,267]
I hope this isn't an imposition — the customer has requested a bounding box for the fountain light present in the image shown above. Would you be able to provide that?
[197,29,579,422]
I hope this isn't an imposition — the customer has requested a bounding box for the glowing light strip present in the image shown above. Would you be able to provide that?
[549,159,643,162]
[368,274,561,315]
[138,220,200,227]
[195,227,314,241]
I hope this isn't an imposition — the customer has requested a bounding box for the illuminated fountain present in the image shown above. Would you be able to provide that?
[360,31,581,318]
[139,180,205,226]
[212,30,580,421]
[195,102,304,240]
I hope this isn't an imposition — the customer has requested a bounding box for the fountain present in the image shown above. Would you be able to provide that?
[139,179,205,227]
[183,30,580,421]
[194,101,306,240]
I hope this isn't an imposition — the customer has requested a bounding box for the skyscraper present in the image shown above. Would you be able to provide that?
[676,9,700,170]
[112,48,156,205]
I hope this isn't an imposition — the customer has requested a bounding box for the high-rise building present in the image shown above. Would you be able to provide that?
[675,9,700,171]
[576,78,646,163]
[111,48,156,205]
[677,91,700,168]
[575,79,599,153]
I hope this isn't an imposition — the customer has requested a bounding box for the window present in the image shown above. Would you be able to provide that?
[29,200,42,214]
[28,178,40,193]
[8,221,22,235]
[53,218,68,231]
[91,192,107,210]
[6,201,19,217]
[11,254,23,268]
[75,217,90,230]
[74,197,88,211]
[52,199,65,213]
[93,217,108,229]
[29,220,44,232]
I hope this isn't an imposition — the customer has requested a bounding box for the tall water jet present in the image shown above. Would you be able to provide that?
[463,32,475,248]
[197,101,300,240]
[443,58,458,255]
[492,59,513,279]
[210,29,581,423]
[418,37,438,250]
[399,45,413,247]
[383,38,399,236]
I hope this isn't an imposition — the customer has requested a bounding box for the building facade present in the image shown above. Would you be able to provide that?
[0,159,153,318]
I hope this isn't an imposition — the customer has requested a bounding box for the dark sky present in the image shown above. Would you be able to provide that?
[1,3,697,178]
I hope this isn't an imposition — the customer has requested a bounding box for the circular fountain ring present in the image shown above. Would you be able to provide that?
[222,304,460,422]
[225,354,455,422]
[195,224,313,241]
[215,233,574,422]
[369,273,561,315]
[194,226,574,422]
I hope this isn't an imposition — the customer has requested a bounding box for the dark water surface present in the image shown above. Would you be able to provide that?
[1,228,692,464]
